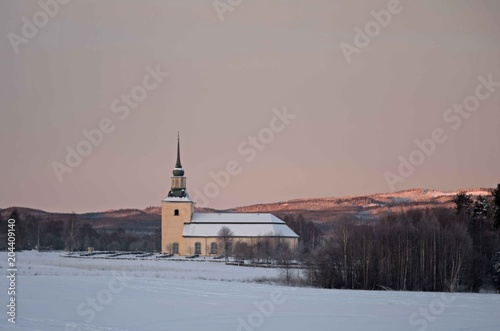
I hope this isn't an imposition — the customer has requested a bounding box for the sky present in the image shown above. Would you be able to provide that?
[1,0,499,213]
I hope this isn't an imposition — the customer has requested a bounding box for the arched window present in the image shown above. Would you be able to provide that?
[194,242,201,255]
[210,242,218,254]
[174,209,179,216]
[172,243,179,254]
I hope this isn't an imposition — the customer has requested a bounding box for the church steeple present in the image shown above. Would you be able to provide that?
[167,133,188,198]
[173,132,184,177]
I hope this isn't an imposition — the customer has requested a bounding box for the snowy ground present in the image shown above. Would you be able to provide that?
[1,252,499,331]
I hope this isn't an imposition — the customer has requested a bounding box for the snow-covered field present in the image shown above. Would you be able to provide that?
[1,252,499,331]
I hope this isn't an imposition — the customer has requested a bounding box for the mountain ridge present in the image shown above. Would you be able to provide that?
[1,188,493,231]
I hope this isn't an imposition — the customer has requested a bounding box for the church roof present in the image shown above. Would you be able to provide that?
[162,196,192,202]
[182,213,299,238]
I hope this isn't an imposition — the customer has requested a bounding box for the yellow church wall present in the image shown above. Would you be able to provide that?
[183,237,218,256]
[181,236,298,257]
[161,201,193,254]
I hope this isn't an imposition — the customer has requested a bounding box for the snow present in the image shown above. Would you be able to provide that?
[191,213,287,224]
[1,252,500,331]
[428,190,491,198]
[184,223,298,238]
[363,203,384,208]
[185,213,299,238]
[161,196,192,202]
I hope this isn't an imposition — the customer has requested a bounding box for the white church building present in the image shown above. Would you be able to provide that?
[161,136,299,256]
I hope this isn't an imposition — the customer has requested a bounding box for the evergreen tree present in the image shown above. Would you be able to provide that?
[472,195,490,221]
[452,191,473,216]
[493,252,500,292]
[492,184,500,229]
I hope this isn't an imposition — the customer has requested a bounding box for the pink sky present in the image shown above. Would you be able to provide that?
[1,0,499,212]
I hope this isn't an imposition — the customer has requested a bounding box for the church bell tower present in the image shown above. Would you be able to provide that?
[161,133,194,254]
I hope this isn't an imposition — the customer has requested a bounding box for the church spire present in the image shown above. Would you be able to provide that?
[168,133,187,198]
[172,132,184,177]
[175,132,182,168]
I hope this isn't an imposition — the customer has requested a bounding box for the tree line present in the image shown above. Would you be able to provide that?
[0,210,161,252]
[308,185,500,292]
[215,216,323,263]
[2,185,499,293]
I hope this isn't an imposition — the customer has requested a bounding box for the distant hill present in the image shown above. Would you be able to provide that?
[0,207,162,233]
[1,188,493,232]
[228,188,493,222]
[0,205,219,233]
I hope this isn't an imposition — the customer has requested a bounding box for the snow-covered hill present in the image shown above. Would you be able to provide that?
[228,188,493,222]
[1,188,493,227]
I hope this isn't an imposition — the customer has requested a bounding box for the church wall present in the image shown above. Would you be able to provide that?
[161,201,192,254]
[182,236,298,257]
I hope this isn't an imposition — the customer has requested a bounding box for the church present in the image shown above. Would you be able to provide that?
[161,136,299,256]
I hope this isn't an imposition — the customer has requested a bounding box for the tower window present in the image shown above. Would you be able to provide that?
[174,209,179,216]
[210,242,218,254]
[172,243,179,254]
[194,242,201,255]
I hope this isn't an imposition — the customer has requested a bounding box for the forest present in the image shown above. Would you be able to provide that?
[296,186,500,292]
[1,185,499,293]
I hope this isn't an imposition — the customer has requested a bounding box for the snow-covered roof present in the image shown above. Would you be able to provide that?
[191,213,285,224]
[162,196,192,202]
[182,213,299,238]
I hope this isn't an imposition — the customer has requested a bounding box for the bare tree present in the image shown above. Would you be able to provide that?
[254,235,274,265]
[64,212,77,252]
[333,218,354,286]
[217,226,234,262]
[444,222,471,292]
[37,216,44,252]
[277,241,296,285]
[164,242,173,255]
